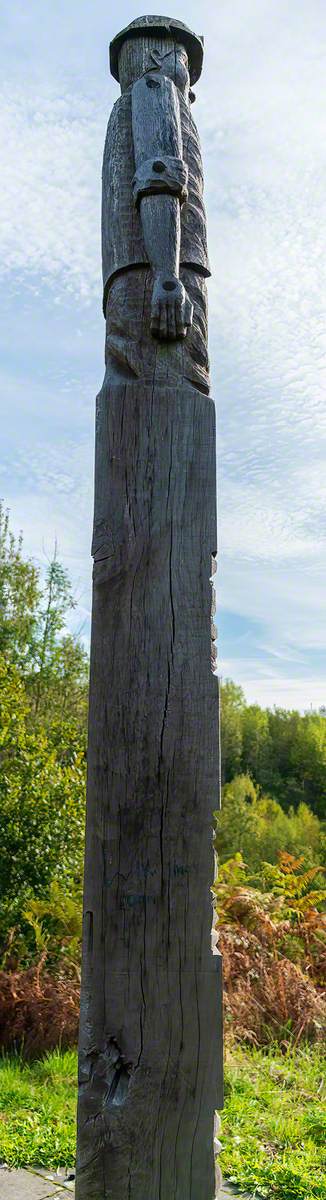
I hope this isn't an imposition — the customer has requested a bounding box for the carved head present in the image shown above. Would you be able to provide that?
[147,44,191,97]
[110,15,203,100]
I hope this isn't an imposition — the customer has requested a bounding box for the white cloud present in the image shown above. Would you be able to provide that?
[0,0,325,707]
[0,84,105,300]
[220,665,326,714]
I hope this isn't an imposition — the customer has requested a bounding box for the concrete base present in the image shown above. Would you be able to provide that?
[0,1167,253,1199]
[0,1168,74,1198]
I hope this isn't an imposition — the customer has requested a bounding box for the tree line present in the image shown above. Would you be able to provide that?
[221,680,325,818]
[0,504,324,961]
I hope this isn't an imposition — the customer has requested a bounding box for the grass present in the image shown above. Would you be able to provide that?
[0,1048,76,1168]
[0,1044,325,1198]
[222,1043,326,1199]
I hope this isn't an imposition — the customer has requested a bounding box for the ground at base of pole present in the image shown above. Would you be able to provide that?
[0,1166,260,1199]
[0,1167,74,1198]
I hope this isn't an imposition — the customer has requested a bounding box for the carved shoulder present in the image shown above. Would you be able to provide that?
[131,73,183,163]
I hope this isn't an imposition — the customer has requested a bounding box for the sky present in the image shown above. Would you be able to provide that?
[1,0,325,711]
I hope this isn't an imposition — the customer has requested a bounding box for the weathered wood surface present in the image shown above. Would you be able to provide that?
[76,18,222,1198]
[111,17,204,89]
[105,265,210,394]
[76,382,222,1199]
[101,64,209,315]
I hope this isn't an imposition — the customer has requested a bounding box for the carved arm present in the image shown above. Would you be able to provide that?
[131,72,193,340]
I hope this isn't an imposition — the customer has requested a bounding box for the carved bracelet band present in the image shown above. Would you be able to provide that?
[132,156,188,208]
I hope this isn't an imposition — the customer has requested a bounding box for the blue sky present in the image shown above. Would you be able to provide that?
[1,0,325,710]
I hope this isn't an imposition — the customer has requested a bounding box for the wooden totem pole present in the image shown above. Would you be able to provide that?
[76,16,223,1200]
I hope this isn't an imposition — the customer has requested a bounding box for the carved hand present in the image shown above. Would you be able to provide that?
[150,271,193,341]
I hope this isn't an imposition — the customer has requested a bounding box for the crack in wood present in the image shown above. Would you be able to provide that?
[76,14,222,1197]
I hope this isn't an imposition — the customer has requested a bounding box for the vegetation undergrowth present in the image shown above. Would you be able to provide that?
[214,850,326,1046]
[222,1042,326,1200]
[0,1044,325,1200]
[0,508,325,1194]
[0,1048,77,1168]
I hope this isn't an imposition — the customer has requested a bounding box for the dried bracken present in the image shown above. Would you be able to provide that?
[0,966,79,1058]
[220,925,326,1045]
[214,852,326,1045]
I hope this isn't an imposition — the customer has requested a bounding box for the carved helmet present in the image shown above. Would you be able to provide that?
[110,15,204,86]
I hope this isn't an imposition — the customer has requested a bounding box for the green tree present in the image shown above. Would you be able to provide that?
[0,505,88,737]
[0,653,86,949]
[0,504,40,670]
[28,550,88,732]
[220,679,245,784]
[263,709,326,817]
[215,774,323,873]
[220,679,326,818]
[241,703,270,783]
[215,774,259,865]
[0,508,88,952]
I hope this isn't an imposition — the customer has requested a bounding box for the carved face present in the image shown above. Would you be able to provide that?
[118,36,192,102]
[149,45,190,99]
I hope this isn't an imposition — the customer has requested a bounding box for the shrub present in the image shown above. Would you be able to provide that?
[220,679,326,819]
[0,968,79,1058]
[0,655,86,951]
[213,852,326,1045]
[215,774,324,871]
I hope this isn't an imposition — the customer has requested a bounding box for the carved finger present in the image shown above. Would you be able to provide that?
[151,321,161,338]
[167,303,176,340]
[150,299,161,336]
[159,303,168,340]
[184,298,194,328]
[150,309,160,338]
[176,300,187,338]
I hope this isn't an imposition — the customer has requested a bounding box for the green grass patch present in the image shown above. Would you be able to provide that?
[222,1043,326,1199]
[0,1044,325,1199]
[0,1048,76,1168]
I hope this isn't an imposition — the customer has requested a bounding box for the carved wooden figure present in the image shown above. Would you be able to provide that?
[76,16,223,1199]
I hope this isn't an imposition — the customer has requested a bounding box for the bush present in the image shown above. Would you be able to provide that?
[220,679,326,818]
[0,655,86,952]
[213,852,326,1045]
[215,774,324,871]
[0,509,88,952]
[0,968,80,1058]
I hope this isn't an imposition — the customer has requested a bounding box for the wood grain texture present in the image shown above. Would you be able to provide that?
[102,82,210,315]
[104,266,210,393]
[112,19,204,90]
[77,21,222,1197]
[132,71,185,186]
[76,382,222,1200]
[118,32,175,93]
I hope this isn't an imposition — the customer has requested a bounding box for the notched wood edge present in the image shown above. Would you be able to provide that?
[210,551,218,672]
